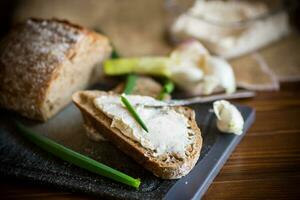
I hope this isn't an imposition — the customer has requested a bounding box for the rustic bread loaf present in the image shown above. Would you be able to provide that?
[72,91,202,179]
[0,18,112,121]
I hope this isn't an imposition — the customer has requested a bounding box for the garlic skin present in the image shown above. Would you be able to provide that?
[213,100,244,135]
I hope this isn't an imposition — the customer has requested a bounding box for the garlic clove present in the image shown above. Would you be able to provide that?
[213,100,244,135]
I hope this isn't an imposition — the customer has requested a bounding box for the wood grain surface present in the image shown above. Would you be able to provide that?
[1,82,299,199]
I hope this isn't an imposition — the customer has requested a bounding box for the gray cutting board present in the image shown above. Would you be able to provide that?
[0,93,255,200]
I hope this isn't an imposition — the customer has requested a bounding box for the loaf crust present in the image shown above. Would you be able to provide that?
[72,91,202,179]
[0,18,112,120]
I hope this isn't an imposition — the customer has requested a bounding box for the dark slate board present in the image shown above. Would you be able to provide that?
[0,101,255,200]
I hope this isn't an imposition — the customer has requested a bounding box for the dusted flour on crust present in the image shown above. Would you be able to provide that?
[0,18,111,120]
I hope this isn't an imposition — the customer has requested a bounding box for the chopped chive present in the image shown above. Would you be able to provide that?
[123,74,137,94]
[157,80,175,100]
[121,94,149,132]
[15,121,141,189]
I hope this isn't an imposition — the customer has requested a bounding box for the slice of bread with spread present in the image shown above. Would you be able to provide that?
[72,90,202,179]
[0,18,112,121]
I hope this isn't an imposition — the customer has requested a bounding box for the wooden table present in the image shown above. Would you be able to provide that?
[1,82,300,199]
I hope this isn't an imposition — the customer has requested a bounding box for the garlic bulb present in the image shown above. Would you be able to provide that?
[169,40,236,95]
[104,40,237,96]
[213,100,244,135]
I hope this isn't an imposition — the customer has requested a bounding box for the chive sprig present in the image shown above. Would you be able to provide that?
[121,94,149,132]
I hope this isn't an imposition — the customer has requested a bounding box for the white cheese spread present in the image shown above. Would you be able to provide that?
[94,95,193,157]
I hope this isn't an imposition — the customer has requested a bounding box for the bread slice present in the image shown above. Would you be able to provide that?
[72,90,202,179]
[113,76,171,100]
[0,18,112,121]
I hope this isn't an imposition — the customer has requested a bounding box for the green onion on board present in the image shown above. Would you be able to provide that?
[121,94,149,133]
[123,74,137,95]
[157,80,175,100]
[15,121,141,189]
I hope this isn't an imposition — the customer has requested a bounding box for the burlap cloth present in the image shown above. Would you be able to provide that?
[11,0,300,91]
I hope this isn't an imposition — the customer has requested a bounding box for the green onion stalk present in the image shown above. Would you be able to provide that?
[15,121,141,189]
[104,57,172,77]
